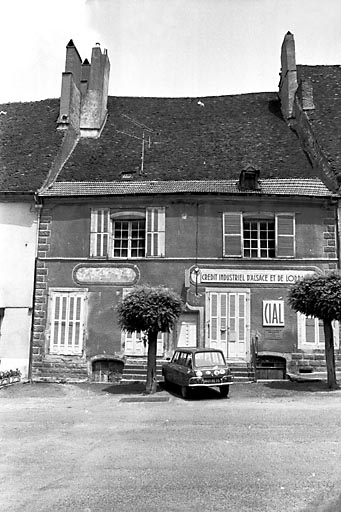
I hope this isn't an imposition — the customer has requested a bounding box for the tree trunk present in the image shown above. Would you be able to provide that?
[145,330,158,394]
[323,319,337,389]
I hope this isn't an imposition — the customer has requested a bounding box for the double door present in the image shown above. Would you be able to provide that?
[124,331,164,356]
[207,290,250,360]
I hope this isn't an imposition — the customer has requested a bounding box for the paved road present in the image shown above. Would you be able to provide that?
[1,381,341,512]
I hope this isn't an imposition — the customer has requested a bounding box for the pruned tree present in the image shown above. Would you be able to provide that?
[288,273,341,389]
[117,285,183,394]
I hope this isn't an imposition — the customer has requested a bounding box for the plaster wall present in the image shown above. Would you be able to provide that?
[33,195,337,378]
[47,196,332,260]
[0,201,38,378]
[0,202,37,306]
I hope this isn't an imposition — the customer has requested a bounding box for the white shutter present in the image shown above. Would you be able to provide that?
[223,213,242,257]
[49,291,86,355]
[276,214,295,257]
[146,207,165,257]
[90,209,112,257]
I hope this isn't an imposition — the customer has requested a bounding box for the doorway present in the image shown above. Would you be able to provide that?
[206,289,250,360]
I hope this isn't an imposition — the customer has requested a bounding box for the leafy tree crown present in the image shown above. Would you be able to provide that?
[287,273,341,321]
[117,285,183,334]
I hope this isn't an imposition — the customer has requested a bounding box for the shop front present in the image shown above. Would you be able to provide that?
[186,266,318,363]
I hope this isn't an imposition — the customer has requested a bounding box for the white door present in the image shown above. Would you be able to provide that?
[207,290,249,359]
[177,313,198,347]
[124,331,164,356]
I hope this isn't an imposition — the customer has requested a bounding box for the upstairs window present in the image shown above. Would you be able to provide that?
[223,212,295,258]
[113,218,146,258]
[243,219,275,258]
[90,207,165,258]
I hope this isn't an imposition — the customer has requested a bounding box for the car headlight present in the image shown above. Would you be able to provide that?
[219,369,225,375]
[196,370,203,377]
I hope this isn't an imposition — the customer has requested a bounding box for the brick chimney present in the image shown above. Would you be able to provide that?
[57,40,82,130]
[278,32,298,120]
[80,44,110,138]
[57,40,110,138]
[297,79,315,112]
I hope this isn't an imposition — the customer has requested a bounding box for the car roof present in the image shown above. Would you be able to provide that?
[174,348,224,354]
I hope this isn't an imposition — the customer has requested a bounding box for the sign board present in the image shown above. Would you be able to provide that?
[191,268,314,285]
[263,300,285,326]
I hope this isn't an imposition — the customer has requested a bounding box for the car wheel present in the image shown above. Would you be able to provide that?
[220,385,229,398]
[181,386,189,399]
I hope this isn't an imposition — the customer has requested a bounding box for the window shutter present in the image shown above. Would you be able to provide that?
[146,207,165,257]
[49,291,86,355]
[223,213,242,257]
[276,214,295,257]
[90,209,112,257]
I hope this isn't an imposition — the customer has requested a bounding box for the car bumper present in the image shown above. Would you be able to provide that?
[188,376,234,388]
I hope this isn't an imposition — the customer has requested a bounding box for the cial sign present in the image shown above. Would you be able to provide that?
[263,300,285,327]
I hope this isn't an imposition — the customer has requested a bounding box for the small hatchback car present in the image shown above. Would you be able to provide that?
[162,348,233,398]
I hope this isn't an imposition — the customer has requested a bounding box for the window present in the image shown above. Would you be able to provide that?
[243,220,275,258]
[297,313,339,349]
[90,207,165,258]
[48,290,87,355]
[223,212,295,258]
[113,219,145,258]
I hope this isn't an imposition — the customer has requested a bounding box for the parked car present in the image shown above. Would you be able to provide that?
[162,348,233,399]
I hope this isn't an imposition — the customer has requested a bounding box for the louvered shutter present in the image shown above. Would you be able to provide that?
[146,207,165,257]
[276,214,295,257]
[49,291,86,355]
[223,213,242,257]
[90,209,112,257]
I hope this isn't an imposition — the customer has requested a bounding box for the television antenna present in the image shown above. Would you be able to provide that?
[116,114,158,174]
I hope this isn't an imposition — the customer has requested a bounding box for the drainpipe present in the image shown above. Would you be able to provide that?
[335,198,341,271]
[28,194,43,382]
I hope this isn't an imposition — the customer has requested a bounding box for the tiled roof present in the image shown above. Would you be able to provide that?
[41,178,333,197]
[0,91,336,194]
[297,65,341,175]
[0,99,63,192]
[58,93,314,183]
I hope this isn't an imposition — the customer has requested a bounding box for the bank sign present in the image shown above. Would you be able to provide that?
[192,268,314,285]
[263,300,284,326]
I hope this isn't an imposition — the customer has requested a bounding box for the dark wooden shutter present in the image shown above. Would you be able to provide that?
[276,214,295,257]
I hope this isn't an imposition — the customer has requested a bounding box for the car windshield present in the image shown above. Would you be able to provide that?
[194,351,225,368]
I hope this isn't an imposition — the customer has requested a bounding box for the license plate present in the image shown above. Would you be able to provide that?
[203,378,221,384]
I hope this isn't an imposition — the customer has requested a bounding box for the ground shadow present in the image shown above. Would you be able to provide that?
[161,381,227,401]
[262,380,340,393]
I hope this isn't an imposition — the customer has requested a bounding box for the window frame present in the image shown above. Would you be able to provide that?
[297,312,340,350]
[112,218,146,259]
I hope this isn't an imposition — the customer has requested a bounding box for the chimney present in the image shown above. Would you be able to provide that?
[80,58,91,97]
[57,40,82,130]
[297,79,315,112]
[278,32,298,120]
[80,44,110,138]
[57,41,110,138]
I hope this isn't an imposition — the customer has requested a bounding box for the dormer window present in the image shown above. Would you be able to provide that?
[239,166,260,191]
